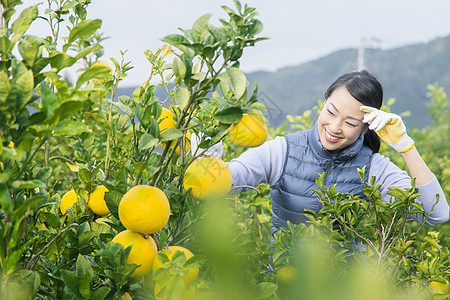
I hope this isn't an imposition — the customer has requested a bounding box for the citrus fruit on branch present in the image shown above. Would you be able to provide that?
[112,230,157,278]
[91,61,112,83]
[60,190,87,214]
[183,156,232,200]
[158,106,191,155]
[118,185,171,234]
[229,113,267,147]
[87,185,110,216]
[152,246,199,284]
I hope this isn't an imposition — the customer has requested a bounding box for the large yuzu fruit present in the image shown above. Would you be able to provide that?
[183,156,232,200]
[118,185,170,234]
[152,246,199,284]
[88,185,110,216]
[229,113,267,147]
[112,229,157,278]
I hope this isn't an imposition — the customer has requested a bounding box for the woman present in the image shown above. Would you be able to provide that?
[227,70,449,238]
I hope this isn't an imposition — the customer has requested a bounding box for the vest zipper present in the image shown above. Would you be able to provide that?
[324,162,337,187]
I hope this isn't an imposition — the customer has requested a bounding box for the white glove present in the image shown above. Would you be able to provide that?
[190,132,223,158]
[360,106,414,153]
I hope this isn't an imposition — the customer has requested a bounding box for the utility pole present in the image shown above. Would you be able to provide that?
[357,36,381,70]
[357,37,366,70]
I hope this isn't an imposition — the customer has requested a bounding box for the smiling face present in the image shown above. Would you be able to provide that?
[317,86,368,151]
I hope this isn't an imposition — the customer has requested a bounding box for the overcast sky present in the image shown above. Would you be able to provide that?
[25,0,450,87]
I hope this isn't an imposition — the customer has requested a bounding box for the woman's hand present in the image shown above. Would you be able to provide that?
[360,106,414,153]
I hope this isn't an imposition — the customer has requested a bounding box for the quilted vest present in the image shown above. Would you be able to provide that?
[270,123,373,237]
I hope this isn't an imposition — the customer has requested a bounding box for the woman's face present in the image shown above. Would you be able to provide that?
[317,86,368,151]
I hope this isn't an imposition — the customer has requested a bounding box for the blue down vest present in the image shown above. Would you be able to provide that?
[270,123,373,237]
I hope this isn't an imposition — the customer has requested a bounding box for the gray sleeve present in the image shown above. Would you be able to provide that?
[226,136,287,192]
[369,154,449,225]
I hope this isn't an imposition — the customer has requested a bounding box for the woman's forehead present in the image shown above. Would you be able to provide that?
[327,87,365,118]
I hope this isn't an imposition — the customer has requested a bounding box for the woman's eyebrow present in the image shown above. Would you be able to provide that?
[329,102,363,122]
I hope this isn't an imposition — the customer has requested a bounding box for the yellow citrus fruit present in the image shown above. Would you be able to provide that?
[277,266,299,286]
[60,190,87,214]
[92,61,112,69]
[154,283,196,300]
[88,185,110,216]
[152,246,199,284]
[112,230,157,278]
[183,156,232,200]
[429,281,450,299]
[229,114,267,147]
[158,107,191,155]
[167,131,191,155]
[118,185,170,234]
[91,61,112,83]
[122,292,132,300]
[158,107,177,133]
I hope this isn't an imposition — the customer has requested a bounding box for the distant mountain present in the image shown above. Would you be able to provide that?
[118,35,450,128]
[246,35,450,128]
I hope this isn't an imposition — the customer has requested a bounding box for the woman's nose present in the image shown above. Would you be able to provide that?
[329,120,342,133]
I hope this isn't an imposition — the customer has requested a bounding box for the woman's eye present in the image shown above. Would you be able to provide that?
[346,122,357,127]
[327,109,334,116]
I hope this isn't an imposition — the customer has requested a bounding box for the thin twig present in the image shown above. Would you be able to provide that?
[26,223,79,270]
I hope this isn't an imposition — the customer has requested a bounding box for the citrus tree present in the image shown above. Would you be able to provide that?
[0,0,276,299]
[1,0,449,299]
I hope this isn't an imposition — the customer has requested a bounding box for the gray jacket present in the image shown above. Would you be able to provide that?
[270,124,372,235]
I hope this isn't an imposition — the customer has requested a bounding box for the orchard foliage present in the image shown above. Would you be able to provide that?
[0,0,449,299]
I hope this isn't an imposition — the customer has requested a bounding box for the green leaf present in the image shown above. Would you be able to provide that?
[160,128,183,142]
[112,100,134,118]
[74,43,102,61]
[161,34,190,46]
[0,36,12,57]
[18,35,44,67]
[255,282,278,299]
[76,65,111,89]
[15,69,34,109]
[90,287,111,300]
[172,57,186,80]
[10,5,38,45]
[54,120,90,136]
[174,87,189,109]
[104,189,122,220]
[226,67,246,99]
[40,84,59,121]
[192,14,212,42]
[11,179,46,190]
[158,230,168,250]
[208,24,227,44]
[0,70,11,104]
[55,100,84,122]
[49,52,77,71]
[36,167,52,181]
[76,254,94,282]
[164,275,185,300]
[183,255,206,270]
[0,184,12,214]
[39,211,61,229]
[6,246,26,274]
[249,19,263,36]
[60,269,80,295]
[139,133,158,150]
[67,19,102,45]
[79,167,92,183]
[156,252,170,265]
[214,107,243,124]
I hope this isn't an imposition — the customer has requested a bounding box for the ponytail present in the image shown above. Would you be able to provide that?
[363,130,380,153]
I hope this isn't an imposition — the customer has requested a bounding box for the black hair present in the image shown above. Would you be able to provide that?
[324,70,383,153]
